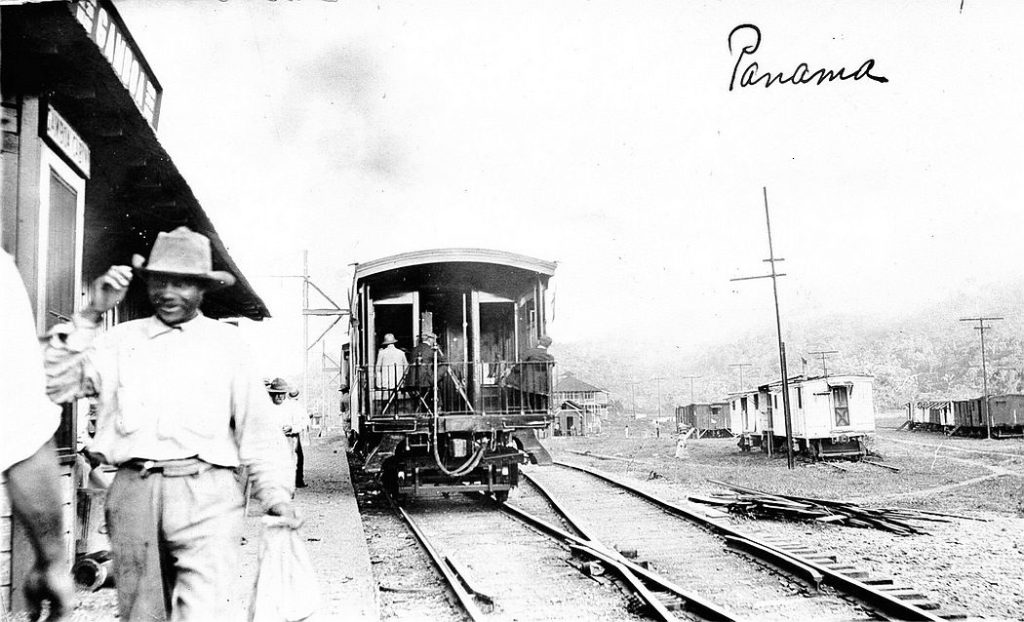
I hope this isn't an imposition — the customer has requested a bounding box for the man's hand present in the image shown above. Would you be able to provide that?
[83,266,132,323]
[23,560,73,621]
[267,502,304,529]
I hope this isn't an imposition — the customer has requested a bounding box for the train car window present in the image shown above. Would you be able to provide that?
[797,387,802,409]
[754,394,759,410]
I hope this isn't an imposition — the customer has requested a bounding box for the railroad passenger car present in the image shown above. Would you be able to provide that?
[760,375,875,459]
[675,402,731,437]
[348,248,556,500]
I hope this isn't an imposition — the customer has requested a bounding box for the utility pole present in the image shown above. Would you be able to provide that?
[264,250,350,418]
[303,252,309,404]
[652,377,666,421]
[627,380,641,421]
[808,349,839,378]
[680,375,702,405]
[960,316,1003,440]
[729,363,752,392]
[730,187,794,469]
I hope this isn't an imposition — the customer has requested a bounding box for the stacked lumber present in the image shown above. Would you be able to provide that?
[689,480,959,535]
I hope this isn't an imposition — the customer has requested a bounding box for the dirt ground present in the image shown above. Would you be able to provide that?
[548,413,1024,621]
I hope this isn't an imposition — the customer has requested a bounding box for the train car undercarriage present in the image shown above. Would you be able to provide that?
[360,428,550,502]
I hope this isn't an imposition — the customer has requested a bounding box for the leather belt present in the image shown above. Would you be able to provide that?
[120,457,212,478]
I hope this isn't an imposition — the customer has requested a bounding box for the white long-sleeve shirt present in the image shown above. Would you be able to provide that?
[44,311,292,509]
[375,344,408,390]
[0,251,60,473]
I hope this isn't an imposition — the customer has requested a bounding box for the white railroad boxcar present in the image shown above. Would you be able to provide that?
[728,390,763,451]
[762,375,875,459]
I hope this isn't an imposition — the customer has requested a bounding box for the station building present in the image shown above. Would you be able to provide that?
[552,373,607,436]
[0,1,268,610]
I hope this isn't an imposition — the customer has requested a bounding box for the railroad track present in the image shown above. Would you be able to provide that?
[392,493,647,621]
[528,460,965,621]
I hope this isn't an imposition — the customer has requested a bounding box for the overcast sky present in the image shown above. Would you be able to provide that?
[116,0,1023,376]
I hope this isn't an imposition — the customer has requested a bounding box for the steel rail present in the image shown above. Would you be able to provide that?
[396,505,487,621]
[554,460,947,622]
[502,482,737,622]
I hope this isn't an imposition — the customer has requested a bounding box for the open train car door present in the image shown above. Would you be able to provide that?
[478,294,516,411]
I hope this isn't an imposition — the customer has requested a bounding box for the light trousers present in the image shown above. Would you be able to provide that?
[106,465,245,621]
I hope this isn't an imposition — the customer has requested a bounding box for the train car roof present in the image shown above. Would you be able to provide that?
[354,248,557,280]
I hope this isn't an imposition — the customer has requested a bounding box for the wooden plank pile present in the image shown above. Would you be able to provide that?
[689,480,968,535]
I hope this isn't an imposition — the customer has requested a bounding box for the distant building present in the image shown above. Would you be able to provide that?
[552,373,608,436]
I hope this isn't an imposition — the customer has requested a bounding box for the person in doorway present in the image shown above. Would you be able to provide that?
[375,333,407,412]
[520,335,555,411]
[267,378,308,489]
[43,226,297,621]
[1,249,73,620]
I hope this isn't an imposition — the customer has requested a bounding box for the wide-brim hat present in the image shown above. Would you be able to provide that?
[267,377,292,394]
[382,333,398,345]
[420,331,436,340]
[131,226,236,291]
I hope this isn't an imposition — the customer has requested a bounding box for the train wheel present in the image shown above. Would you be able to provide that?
[492,490,510,503]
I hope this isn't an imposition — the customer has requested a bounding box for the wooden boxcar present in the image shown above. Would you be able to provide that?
[348,248,556,500]
[676,402,731,437]
[986,395,1024,429]
[946,395,1024,436]
[953,398,983,429]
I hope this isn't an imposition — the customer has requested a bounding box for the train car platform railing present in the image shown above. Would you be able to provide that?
[358,359,555,418]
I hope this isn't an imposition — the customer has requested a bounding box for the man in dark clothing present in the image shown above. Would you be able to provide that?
[520,335,554,411]
[409,332,445,411]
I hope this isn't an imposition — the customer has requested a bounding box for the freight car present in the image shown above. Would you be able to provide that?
[347,248,556,500]
[675,402,732,437]
[908,395,1024,437]
[758,374,875,459]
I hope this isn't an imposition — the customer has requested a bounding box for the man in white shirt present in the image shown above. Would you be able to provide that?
[1,250,73,620]
[44,227,297,621]
[266,378,308,488]
[374,333,407,412]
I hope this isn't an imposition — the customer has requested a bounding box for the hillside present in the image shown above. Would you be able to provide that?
[552,280,1024,412]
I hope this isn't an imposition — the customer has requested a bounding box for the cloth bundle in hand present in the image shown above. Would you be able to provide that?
[249,515,320,622]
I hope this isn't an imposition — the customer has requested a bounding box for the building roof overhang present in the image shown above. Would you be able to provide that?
[1,1,270,320]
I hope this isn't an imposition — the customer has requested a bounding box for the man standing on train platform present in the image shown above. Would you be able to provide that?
[267,378,308,489]
[43,227,299,622]
[1,249,74,620]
